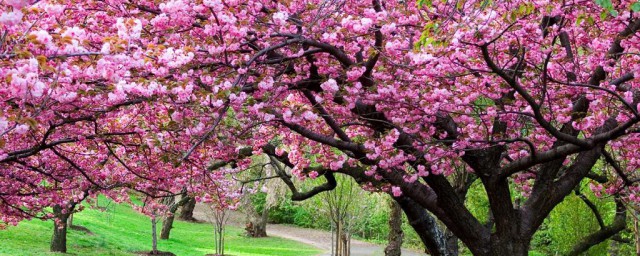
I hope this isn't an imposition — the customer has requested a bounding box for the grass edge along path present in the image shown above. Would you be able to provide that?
[0,202,321,256]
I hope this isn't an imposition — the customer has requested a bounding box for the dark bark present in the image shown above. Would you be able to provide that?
[160,196,176,240]
[395,196,448,256]
[50,205,70,253]
[384,200,403,256]
[179,197,197,221]
[443,229,458,256]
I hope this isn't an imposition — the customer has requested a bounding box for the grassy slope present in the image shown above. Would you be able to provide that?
[0,202,320,256]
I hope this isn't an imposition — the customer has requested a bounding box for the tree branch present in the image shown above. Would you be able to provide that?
[567,199,626,256]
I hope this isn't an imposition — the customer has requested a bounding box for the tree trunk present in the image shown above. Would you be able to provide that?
[160,196,176,240]
[395,197,449,256]
[179,197,196,221]
[160,195,192,240]
[245,201,268,237]
[332,220,350,256]
[634,209,640,256]
[50,205,70,253]
[342,230,350,256]
[151,217,158,254]
[335,221,341,256]
[384,200,403,256]
[484,238,529,256]
[444,229,459,256]
[160,214,175,240]
[67,213,73,227]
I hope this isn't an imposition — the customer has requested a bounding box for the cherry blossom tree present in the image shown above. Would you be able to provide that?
[0,0,239,222]
[2,0,640,255]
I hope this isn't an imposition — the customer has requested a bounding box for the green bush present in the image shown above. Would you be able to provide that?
[268,199,297,224]
[251,192,267,213]
[292,207,315,228]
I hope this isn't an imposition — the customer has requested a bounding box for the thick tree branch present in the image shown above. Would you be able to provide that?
[268,155,336,201]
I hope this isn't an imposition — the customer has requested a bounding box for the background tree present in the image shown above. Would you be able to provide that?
[178,197,198,222]
[160,193,191,240]
[384,199,403,256]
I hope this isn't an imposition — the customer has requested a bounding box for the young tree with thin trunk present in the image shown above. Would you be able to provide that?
[205,205,230,256]
[283,161,367,256]
[151,215,159,255]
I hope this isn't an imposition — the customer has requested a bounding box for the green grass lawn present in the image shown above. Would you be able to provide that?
[0,202,320,256]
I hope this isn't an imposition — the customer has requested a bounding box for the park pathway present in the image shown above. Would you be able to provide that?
[193,204,424,256]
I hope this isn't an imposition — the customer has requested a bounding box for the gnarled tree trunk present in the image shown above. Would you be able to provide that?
[394,196,449,256]
[179,197,196,221]
[444,229,458,256]
[245,198,268,237]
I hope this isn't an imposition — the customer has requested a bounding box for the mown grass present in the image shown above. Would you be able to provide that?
[0,202,320,256]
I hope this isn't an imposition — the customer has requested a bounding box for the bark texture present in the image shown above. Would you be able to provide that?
[245,198,268,238]
[50,205,70,253]
[384,200,403,256]
[179,197,197,221]
[152,217,159,254]
[160,215,175,240]
[161,196,190,240]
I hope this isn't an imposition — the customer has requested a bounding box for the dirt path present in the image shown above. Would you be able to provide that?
[193,204,424,256]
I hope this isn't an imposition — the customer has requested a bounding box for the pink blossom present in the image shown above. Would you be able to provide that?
[272,11,288,26]
[301,110,318,121]
[258,77,274,90]
[346,67,366,81]
[5,0,29,9]
[0,118,8,133]
[320,79,339,93]
[0,10,23,26]
[115,18,142,40]
[30,30,54,48]
[14,124,29,134]
[391,186,402,197]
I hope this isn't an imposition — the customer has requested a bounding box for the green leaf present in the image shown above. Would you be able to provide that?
[417,0,433,7]
[631,2,640,12]
[594,0,618,17]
